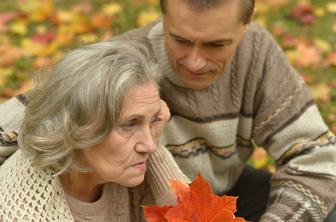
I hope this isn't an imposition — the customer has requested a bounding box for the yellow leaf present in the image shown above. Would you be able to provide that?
[35,25,47,34]
[255,3,271,14]
[52,52,64,64]
[21,38,45,56]
[326,2,336,14]
[0,67,14,87]
[57,10,77,23]
[146,0,158,5]
[17,0,39,13]
[40,42,59,56]
[314,38,332,53]
[9,21,28,35]
[70,15,91,34]
[0,35,10,44]
[255,16,267,27]
[78,34,98,44]
[333,23,336,33]
[311,84,331,102]
[314,7,325,17]
[137,10,160,27]
[102,3,122,16]
[56,25,75,45]
[285,49,299,64]
[29,0,54,22]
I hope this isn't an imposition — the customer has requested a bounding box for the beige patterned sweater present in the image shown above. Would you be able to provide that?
[0,145,189,221]
[1,20,336,221]
[120,21,336,221]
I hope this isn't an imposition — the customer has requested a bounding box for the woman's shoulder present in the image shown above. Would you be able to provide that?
[0,150,73,221]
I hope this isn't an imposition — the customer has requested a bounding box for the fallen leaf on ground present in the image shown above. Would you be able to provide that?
[0,12,16,32]
[295,43,322,67]
[32,31,56,44]
[326,2,336,14]
[73,2,92,13]
[291,3,316,25]
[314,38,332,53]
[92,14,112,29]
[0,44,23,66]
[101,3,122,16]
[311,83,331,103]
[9,21,28,35]
[326,53,336,66]
[137,10,160,27]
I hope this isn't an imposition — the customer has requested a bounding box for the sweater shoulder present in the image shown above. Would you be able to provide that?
[0,150,73,221]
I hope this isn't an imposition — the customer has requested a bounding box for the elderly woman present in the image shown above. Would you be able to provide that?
[0,38,188,221]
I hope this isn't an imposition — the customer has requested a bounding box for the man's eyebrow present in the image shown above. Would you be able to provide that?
[169,32,190,41]
[169,32,232,44]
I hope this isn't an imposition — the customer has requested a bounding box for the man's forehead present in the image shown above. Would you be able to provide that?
[169,30,235,44]
[164,0,241,28]
[167,0,240,13]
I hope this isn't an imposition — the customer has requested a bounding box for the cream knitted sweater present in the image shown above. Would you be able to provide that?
[0,145,189,221]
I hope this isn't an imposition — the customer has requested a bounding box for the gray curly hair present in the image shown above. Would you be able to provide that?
[18,37,161,174]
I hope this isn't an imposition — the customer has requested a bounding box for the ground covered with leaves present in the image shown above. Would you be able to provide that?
[0,0,335,170]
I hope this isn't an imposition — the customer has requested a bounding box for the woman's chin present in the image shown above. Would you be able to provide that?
[118,174,146,187]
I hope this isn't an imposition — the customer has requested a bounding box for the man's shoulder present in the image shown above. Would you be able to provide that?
[244,22,273,43]
[0,95,26,165]
[0,95,26,132]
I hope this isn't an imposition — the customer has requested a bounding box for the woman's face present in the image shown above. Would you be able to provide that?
[79,82,166,187]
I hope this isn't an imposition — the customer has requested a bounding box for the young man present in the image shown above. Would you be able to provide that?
[1,0,336,221]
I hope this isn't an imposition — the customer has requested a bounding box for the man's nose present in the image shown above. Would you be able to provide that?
[184,47,206,72]
[136,127,157,154]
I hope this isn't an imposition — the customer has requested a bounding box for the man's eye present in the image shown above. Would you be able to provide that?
[210,43,224,48]
[150,117,161,126]
[208,42,231,48]
[174,38,188,44]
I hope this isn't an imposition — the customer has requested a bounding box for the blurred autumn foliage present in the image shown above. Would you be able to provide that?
[0,0,335,170]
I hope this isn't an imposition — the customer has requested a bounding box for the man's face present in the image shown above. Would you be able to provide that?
[163,0,249,89]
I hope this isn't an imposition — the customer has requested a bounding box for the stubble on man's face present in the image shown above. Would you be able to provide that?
[162,0,248,89]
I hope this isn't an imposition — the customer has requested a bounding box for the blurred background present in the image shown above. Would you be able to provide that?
[0,0,335,170]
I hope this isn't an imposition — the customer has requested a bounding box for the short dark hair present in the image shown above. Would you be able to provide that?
[160,0,255,25]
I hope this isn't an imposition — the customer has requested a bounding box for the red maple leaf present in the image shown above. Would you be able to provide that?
[144,174,246,222]
[291,3,316,25]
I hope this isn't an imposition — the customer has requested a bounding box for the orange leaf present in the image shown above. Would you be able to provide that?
[144,174,246,222]
[144,205,172,222]
[326,53,336,66]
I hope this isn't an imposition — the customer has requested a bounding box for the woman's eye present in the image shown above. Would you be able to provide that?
[122,120,136,130]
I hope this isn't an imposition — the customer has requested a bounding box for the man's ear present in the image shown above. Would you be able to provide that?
[244,6,256,32]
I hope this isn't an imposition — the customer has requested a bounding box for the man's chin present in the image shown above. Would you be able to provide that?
[182,79,213,90]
